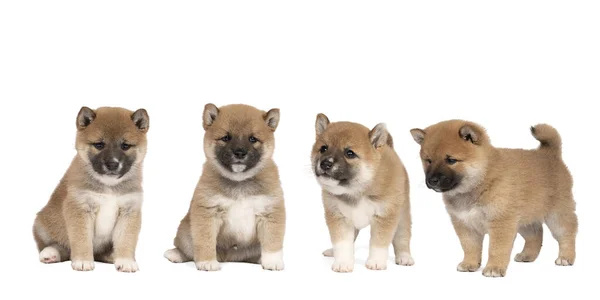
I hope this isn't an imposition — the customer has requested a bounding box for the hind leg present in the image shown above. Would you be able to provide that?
[165,218,193,263]
[545,211,578,266]
[39,244,69,264]
[34,219,70,264]
[514,223,543,263]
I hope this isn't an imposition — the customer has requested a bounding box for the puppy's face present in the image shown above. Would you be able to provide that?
[202,103,279,181]
[410,120,489,195]
[75,107,149,185]
[311,114,390,196]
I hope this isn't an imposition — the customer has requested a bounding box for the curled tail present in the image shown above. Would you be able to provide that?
[530,124,562,153]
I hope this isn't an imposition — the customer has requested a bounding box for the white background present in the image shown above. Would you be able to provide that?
[1,1,598,299]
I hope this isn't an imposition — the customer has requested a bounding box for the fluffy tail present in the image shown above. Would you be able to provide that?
[530,124,562,153]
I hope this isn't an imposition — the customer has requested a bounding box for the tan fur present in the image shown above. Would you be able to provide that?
[33,107,149,272]
[312,114,413,272]
[165,104,286,271]
[410,120,577,277]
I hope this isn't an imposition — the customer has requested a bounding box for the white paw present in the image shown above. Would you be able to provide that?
[555,257,574,266]
[395,252,415,266]
[482,266,506,278]
[196,260,221,271]
[261,251,284,271]
[366,258,387,270]
[71,260,95,271]
[365,247,388,270]
[332,259,354,273]
[115,258,139,273]
[39,246,61,264]
[164,248,185,263]
[322,248,333,257]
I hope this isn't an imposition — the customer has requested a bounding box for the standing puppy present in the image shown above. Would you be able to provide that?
[312,114,413,273]
[33,106,150,272]
[164,104,286,271]
[410,120,578,277]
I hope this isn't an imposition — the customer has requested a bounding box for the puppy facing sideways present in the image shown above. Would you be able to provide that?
[410,120,577,277]
[164,104,286,271]
[312,114,413,273]
[33,106,150,272]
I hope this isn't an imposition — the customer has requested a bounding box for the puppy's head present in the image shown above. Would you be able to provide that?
[75,107,149,185]
[202,103,279,181]
[311,113,391,196]
[410,120,490,196]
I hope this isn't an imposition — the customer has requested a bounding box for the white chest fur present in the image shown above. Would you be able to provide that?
[76,190,143,241]
[332,197,385,229]
[449,206,488,233]
[208,195,275,243]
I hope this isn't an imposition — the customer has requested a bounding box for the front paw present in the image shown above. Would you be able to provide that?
[482,265,507,277]
[365,258,387,270]
[115,258,139,273]
[555,256,575,266]
[332,259,354,273]
[261,251,284,271]
[195,260,221,271]
[71,260,95,271]
[395,252,415,266]
[457,261,480,272]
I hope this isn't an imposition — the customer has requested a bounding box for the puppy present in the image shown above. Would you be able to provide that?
[33,106,150,272]
[410,120,578,277]
[164,104,286,271]
[312,114,413,273]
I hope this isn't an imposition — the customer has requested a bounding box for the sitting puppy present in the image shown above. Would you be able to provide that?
[312,114,414,273]
[410,120,578,277]
[164,103,286,271]
[33,106,150,272]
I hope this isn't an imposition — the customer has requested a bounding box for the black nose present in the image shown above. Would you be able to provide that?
[105,161,119,171]
[233,148,248,159]
[320,160,333,170]
[427,173,452,188]
[427,175,440,187]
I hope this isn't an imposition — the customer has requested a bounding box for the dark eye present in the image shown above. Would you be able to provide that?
[121,143,131,151]
[345,150,357,159]
[93,142,105,150]
[249,136,258,143]
[319,145,328,153]
[446,158,458,165]
[425,159,432,164]
[220,134,231,142]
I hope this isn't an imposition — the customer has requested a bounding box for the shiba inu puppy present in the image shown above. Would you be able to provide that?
[312,114,413,273]
[164,103,286,271]
[410,120,578,277]
[33,106,150,272]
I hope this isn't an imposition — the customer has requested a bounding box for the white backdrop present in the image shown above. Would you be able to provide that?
[1,1,598,299]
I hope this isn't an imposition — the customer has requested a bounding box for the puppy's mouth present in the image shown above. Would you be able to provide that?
[231,163,247,173]
[429,183,458,193]
[316,173,350,186]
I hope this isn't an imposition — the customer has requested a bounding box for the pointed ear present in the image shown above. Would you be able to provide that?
[203,103,219,130]
[76,106,96,130]
[369,123,390,149]
[131,109,150,133]
[264,108,280,131]
[315,113,330,136]
[459,124,484,144]
[410,128,426,145]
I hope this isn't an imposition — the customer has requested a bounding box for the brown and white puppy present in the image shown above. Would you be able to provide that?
[33,106,150,272]
[164,103,286,271]
[312,114,413,273]
[410,120,578,277]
